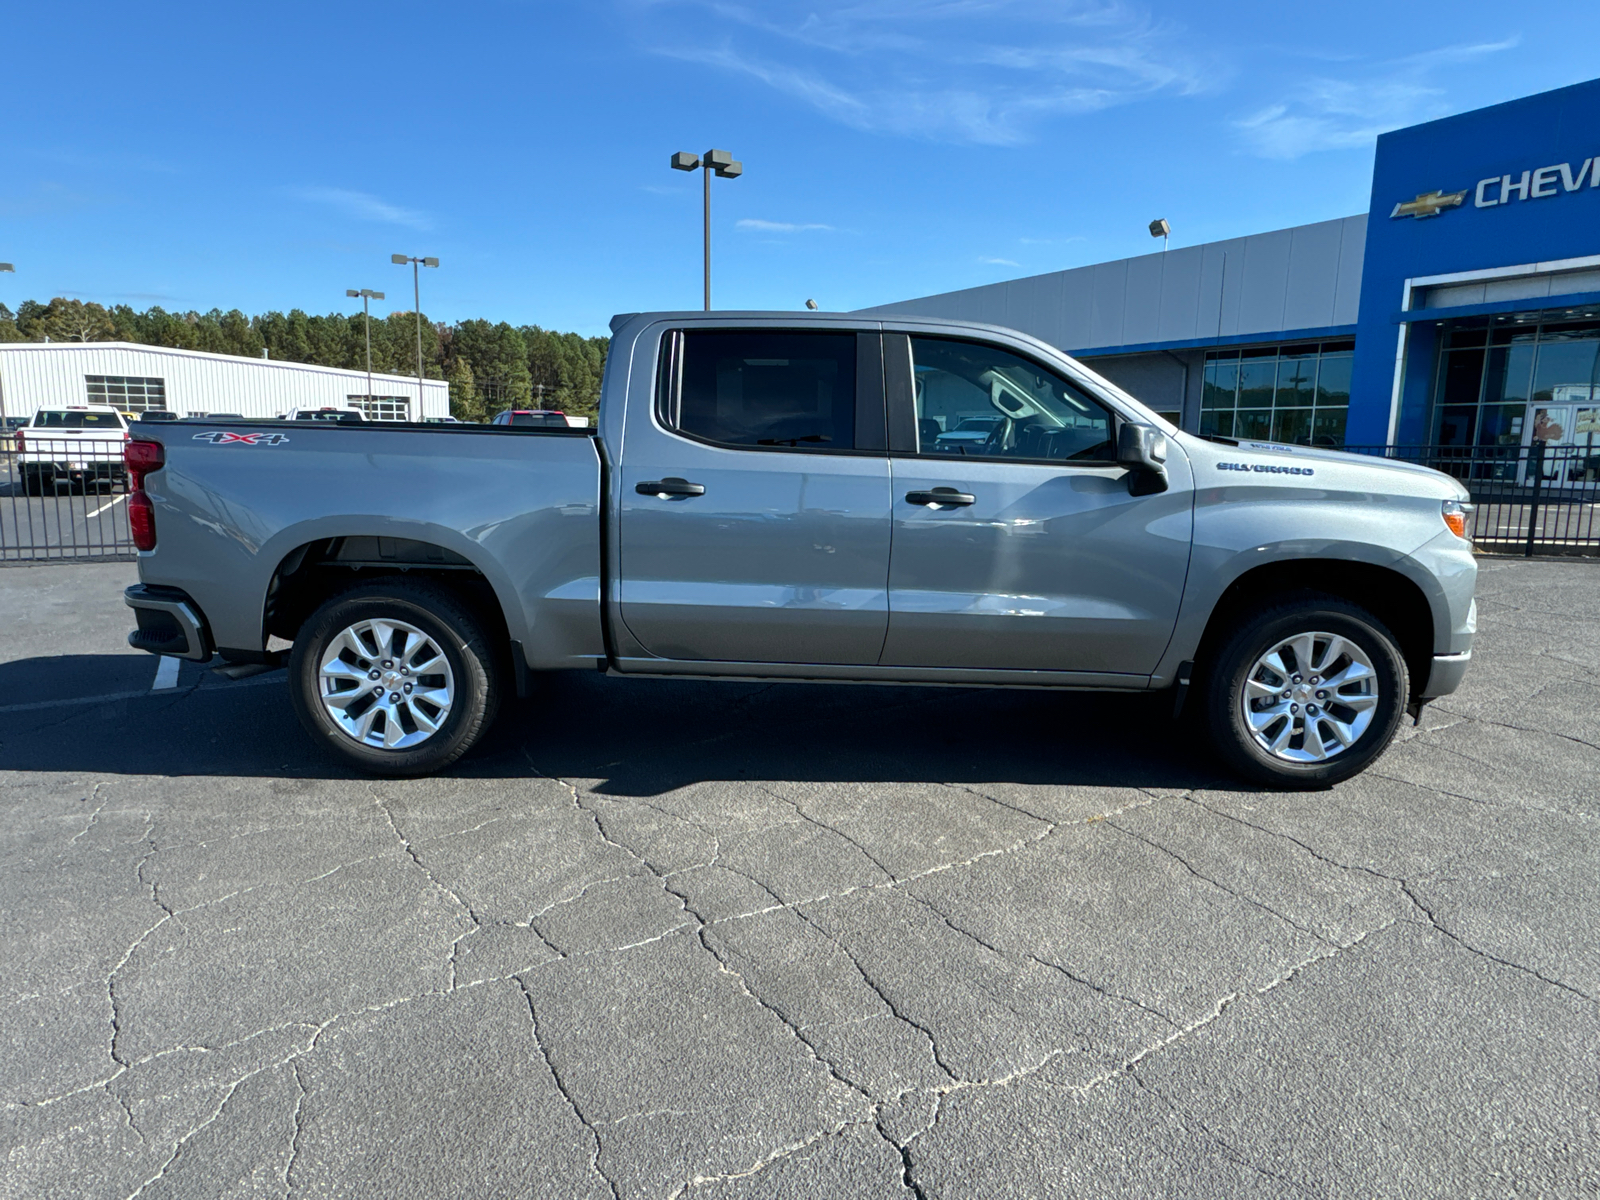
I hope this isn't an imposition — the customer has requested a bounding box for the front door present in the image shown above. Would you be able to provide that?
[880,333,1193,675]
[617,326,893,665]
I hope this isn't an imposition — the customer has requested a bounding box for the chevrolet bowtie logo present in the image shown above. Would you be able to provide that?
[1391,190,1467,219]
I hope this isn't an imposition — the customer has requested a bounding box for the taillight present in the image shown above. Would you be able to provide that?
[129,492,157,551]
[125,439,164,489]
[125,440,164,551]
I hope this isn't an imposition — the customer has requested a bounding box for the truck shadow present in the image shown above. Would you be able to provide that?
[0,656,1233,793]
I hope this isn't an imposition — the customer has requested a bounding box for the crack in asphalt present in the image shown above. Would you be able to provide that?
[284,1058,309,1196]
[1125,1067,1321,1198]
[1106,815,1334,945]
[370,785,485,991]
[1399,881,1597,1004]
[514,977,623,1200]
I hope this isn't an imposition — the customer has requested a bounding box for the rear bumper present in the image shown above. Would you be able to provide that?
[1419,651,1471,699]
[124,584,213,662]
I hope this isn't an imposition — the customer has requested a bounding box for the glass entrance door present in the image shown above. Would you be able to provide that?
[1431,313,1600,490]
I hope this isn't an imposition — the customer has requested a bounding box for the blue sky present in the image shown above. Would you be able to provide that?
[3,1,1597,336]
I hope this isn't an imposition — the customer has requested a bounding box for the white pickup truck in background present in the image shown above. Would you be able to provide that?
[16,405,131,493]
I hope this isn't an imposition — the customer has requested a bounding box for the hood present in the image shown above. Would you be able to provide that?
[1177,435,1470,500]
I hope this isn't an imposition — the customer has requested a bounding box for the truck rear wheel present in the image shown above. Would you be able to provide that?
[288,580,500,777]
[1203,595,1408,789]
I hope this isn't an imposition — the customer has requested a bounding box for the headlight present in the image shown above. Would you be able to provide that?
[1442,499,1472,541]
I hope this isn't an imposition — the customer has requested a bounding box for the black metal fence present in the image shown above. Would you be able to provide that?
[2,431,1595,563]
[0,436,137,562]
[1345,443,1599,556]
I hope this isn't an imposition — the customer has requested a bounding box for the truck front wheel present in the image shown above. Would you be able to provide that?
[288,580,500,777]
[1203,595,1408,788]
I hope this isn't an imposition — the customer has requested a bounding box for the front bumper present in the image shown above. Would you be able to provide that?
[125,584,213,662]
[1419,651,1471,699]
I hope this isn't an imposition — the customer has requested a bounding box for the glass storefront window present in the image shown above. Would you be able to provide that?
[1199,340,1354,446]
[1238,351,1276,409]
[1432,312,1600,449]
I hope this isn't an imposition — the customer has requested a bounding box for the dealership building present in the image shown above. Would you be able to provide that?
[0,342,450,424]
[862,77,1600,460]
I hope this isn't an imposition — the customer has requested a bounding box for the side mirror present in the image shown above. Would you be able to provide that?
[1117,422,1169,495]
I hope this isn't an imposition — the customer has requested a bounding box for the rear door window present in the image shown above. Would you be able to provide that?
[666,330,857,451]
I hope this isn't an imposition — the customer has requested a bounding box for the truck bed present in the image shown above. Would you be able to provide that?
[136,420,606,669]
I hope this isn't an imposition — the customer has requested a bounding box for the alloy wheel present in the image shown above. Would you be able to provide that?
[1239,631,1379,763]
[317,618,454,750]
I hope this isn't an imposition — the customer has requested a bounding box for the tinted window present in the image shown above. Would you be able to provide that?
[508,412,567,428]
[909,337,1113,462]
[33,411,126,429]
[673,330,856,451]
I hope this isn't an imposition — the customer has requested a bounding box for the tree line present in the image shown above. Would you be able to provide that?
[0,297,608,422]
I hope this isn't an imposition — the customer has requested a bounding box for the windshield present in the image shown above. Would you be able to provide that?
[32,411,127,429]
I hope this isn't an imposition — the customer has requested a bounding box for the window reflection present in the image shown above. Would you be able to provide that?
[1200,340,1353,447]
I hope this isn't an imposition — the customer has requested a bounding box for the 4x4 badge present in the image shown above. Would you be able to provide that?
[192,431,290,445]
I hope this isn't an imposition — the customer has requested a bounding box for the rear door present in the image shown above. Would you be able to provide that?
[880,332,1193,676]
[616,325,893,665]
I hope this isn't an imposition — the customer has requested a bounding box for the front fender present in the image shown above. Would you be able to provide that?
[1151,479,1471,685]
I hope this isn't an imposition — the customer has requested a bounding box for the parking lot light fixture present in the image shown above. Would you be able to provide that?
[1149,218,1171,252]
[391,256,439,414]
[671,148,743,311]
[346,288,386,409]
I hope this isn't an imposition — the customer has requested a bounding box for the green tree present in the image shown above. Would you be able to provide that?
[447,357,483,422]
[521,325,608,419]
[20,297,115,342]
[0,304,22,342]
[450,319,531,414]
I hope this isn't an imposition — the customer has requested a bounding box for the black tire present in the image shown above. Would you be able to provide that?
[1202,594,1408,789]
[22,467,46,496]
[288,579,500,777]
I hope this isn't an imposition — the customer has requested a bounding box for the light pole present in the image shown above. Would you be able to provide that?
[345,288,385,409]
[670,149,743,310]
[1149,218,1171,252]
[0,264,12,429]
[391,254,438,415]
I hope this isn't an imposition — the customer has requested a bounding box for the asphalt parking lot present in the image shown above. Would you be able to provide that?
[2,558,1596,1199]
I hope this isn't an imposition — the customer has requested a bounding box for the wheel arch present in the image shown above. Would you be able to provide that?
[1189,558,1436,691]
[256,531,522,682]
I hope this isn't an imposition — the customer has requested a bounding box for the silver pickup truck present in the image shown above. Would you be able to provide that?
[122,312,1476,787]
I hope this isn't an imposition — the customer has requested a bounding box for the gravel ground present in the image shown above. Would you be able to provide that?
[1,557,1596,1199]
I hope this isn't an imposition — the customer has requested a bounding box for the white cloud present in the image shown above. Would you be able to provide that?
[640,0,1211,146]
[736,218,835,233]
[979,256,1021,266]
[289,186,431,230]
[1236,38,1519,160]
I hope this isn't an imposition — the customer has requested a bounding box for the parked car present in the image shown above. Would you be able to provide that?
[122,312,1477,786]
[492,409,569,428]
[933,415,1001,451]
[17,405,131,493]
[282,408,365,424]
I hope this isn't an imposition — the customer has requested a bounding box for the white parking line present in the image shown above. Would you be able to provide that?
[0,672,282,716]
[152,656,181,690]
[86,494,128,519]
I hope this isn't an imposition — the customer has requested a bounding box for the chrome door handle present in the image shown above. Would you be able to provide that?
[905,487,975,507]
[636,477,706,498]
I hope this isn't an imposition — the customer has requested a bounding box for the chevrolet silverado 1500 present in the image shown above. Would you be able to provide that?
[121,312,1476,786]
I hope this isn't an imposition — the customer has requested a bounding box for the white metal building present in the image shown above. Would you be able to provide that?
[0,342,449,424]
